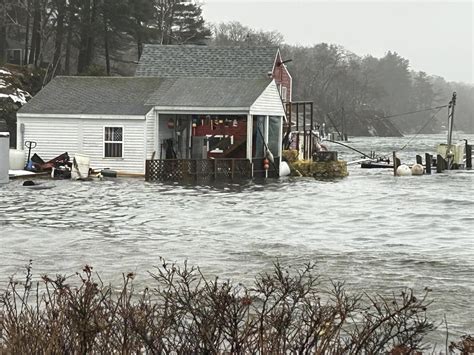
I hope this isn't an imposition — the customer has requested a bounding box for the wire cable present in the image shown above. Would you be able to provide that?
[397,107,444,151]
[379,105,449,120]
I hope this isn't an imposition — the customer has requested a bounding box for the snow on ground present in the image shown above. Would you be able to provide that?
[0,68,30,105]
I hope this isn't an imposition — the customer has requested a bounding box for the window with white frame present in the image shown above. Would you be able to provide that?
[104,127,123,158]
[281,86,288,102]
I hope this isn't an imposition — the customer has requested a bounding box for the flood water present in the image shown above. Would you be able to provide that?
[1,133,473,344]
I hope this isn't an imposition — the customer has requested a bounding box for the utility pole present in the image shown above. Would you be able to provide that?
[446,92,457,170]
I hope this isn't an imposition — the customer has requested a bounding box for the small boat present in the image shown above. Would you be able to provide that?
[361,161,394,169]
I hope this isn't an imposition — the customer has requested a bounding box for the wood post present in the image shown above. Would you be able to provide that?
[466,144,472,170]
[425,153,431,174]
[393,151,399,176]
[436,154,445,173]
[416,155,422,165]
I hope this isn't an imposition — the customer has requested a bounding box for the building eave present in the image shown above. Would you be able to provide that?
[153,106,251,115]
[16,113,147,120]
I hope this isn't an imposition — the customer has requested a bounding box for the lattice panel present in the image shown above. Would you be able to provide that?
[234,160,252,179]
[215,160,232,179]
[146,159,253,182]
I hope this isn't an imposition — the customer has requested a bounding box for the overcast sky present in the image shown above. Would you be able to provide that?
[202,0,473,84]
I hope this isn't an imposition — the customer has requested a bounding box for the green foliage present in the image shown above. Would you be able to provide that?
[170,2,211,45]
[0,65,44,146]
[282,44,473,134]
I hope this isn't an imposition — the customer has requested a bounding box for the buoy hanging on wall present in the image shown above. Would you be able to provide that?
[263,158,270,170]
[396,164,412,176]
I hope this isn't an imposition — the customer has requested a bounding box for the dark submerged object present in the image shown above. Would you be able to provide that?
[22,180,54,190]
[361,161,394,169]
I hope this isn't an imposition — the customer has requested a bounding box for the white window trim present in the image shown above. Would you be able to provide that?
[281,86,288,102]
[103,125,124,159]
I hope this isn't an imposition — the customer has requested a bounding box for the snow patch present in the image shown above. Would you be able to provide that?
[0,69,11,76]
[0,79,7,89]
[0,89,30,105]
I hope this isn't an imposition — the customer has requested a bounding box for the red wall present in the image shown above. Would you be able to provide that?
[272,51,292,103]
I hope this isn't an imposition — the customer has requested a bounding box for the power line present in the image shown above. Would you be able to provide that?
[379,105,449,120]
[397,107,444,151]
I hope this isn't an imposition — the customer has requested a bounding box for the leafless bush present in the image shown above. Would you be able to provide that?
[0,259,468,354]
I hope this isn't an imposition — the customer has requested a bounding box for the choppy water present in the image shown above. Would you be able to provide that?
[1,133,473,344]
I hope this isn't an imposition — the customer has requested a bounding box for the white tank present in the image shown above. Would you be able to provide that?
[279,161,291,177]
[396,164,412,176]
[9,149,26,170]
[0,133,10,184]
[411,163,424,176]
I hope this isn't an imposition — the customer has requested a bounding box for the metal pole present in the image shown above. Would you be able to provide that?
[447,92,457,170]
[296,103,299,152]
[310,102,314,159]
[447,92,456,148]
[303,104,306,159]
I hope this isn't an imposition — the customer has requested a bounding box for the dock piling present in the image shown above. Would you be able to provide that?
[436,154,446,173]
[466,143,472,170]
[425,153,431,174]
[393,151,400,176]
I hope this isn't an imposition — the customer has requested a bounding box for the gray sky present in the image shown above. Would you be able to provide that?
[202,0,473,84]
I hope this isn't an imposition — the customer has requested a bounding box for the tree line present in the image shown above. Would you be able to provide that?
[0,0,211,76]
[1,1,472,134]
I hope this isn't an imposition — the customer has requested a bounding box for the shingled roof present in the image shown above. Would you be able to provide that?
[18,76,273,115]
[18,77,160,115]
[135,45,279,78]
[147,77,272,108]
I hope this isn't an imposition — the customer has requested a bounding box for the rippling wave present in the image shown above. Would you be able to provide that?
[0,133,473,343]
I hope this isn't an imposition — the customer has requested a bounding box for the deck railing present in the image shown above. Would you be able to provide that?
[145,159,252,182]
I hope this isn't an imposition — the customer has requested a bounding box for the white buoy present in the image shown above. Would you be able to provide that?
[0,133,10,184]
[411,163,424,176]
[279,161,291,177]
[396,164,412,176]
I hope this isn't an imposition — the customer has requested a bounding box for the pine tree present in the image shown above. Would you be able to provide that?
[169,2,210,44]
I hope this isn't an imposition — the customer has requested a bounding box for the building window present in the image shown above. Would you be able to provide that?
[281,86,288,102]
[104,127,123,158]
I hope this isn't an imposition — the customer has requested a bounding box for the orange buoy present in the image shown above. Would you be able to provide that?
[263,158,270,170]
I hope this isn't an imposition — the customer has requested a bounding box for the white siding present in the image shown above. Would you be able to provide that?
[250,80,286,117]
[17,116,147,174]
[17,117,81,159]
[82,119,146,174]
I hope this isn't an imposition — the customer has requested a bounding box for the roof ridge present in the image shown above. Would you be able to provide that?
[55,76,157,79]
[142,44,279,49]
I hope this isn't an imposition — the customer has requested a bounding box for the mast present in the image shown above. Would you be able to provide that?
[447,92,457,147]
[446,92,457,169]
